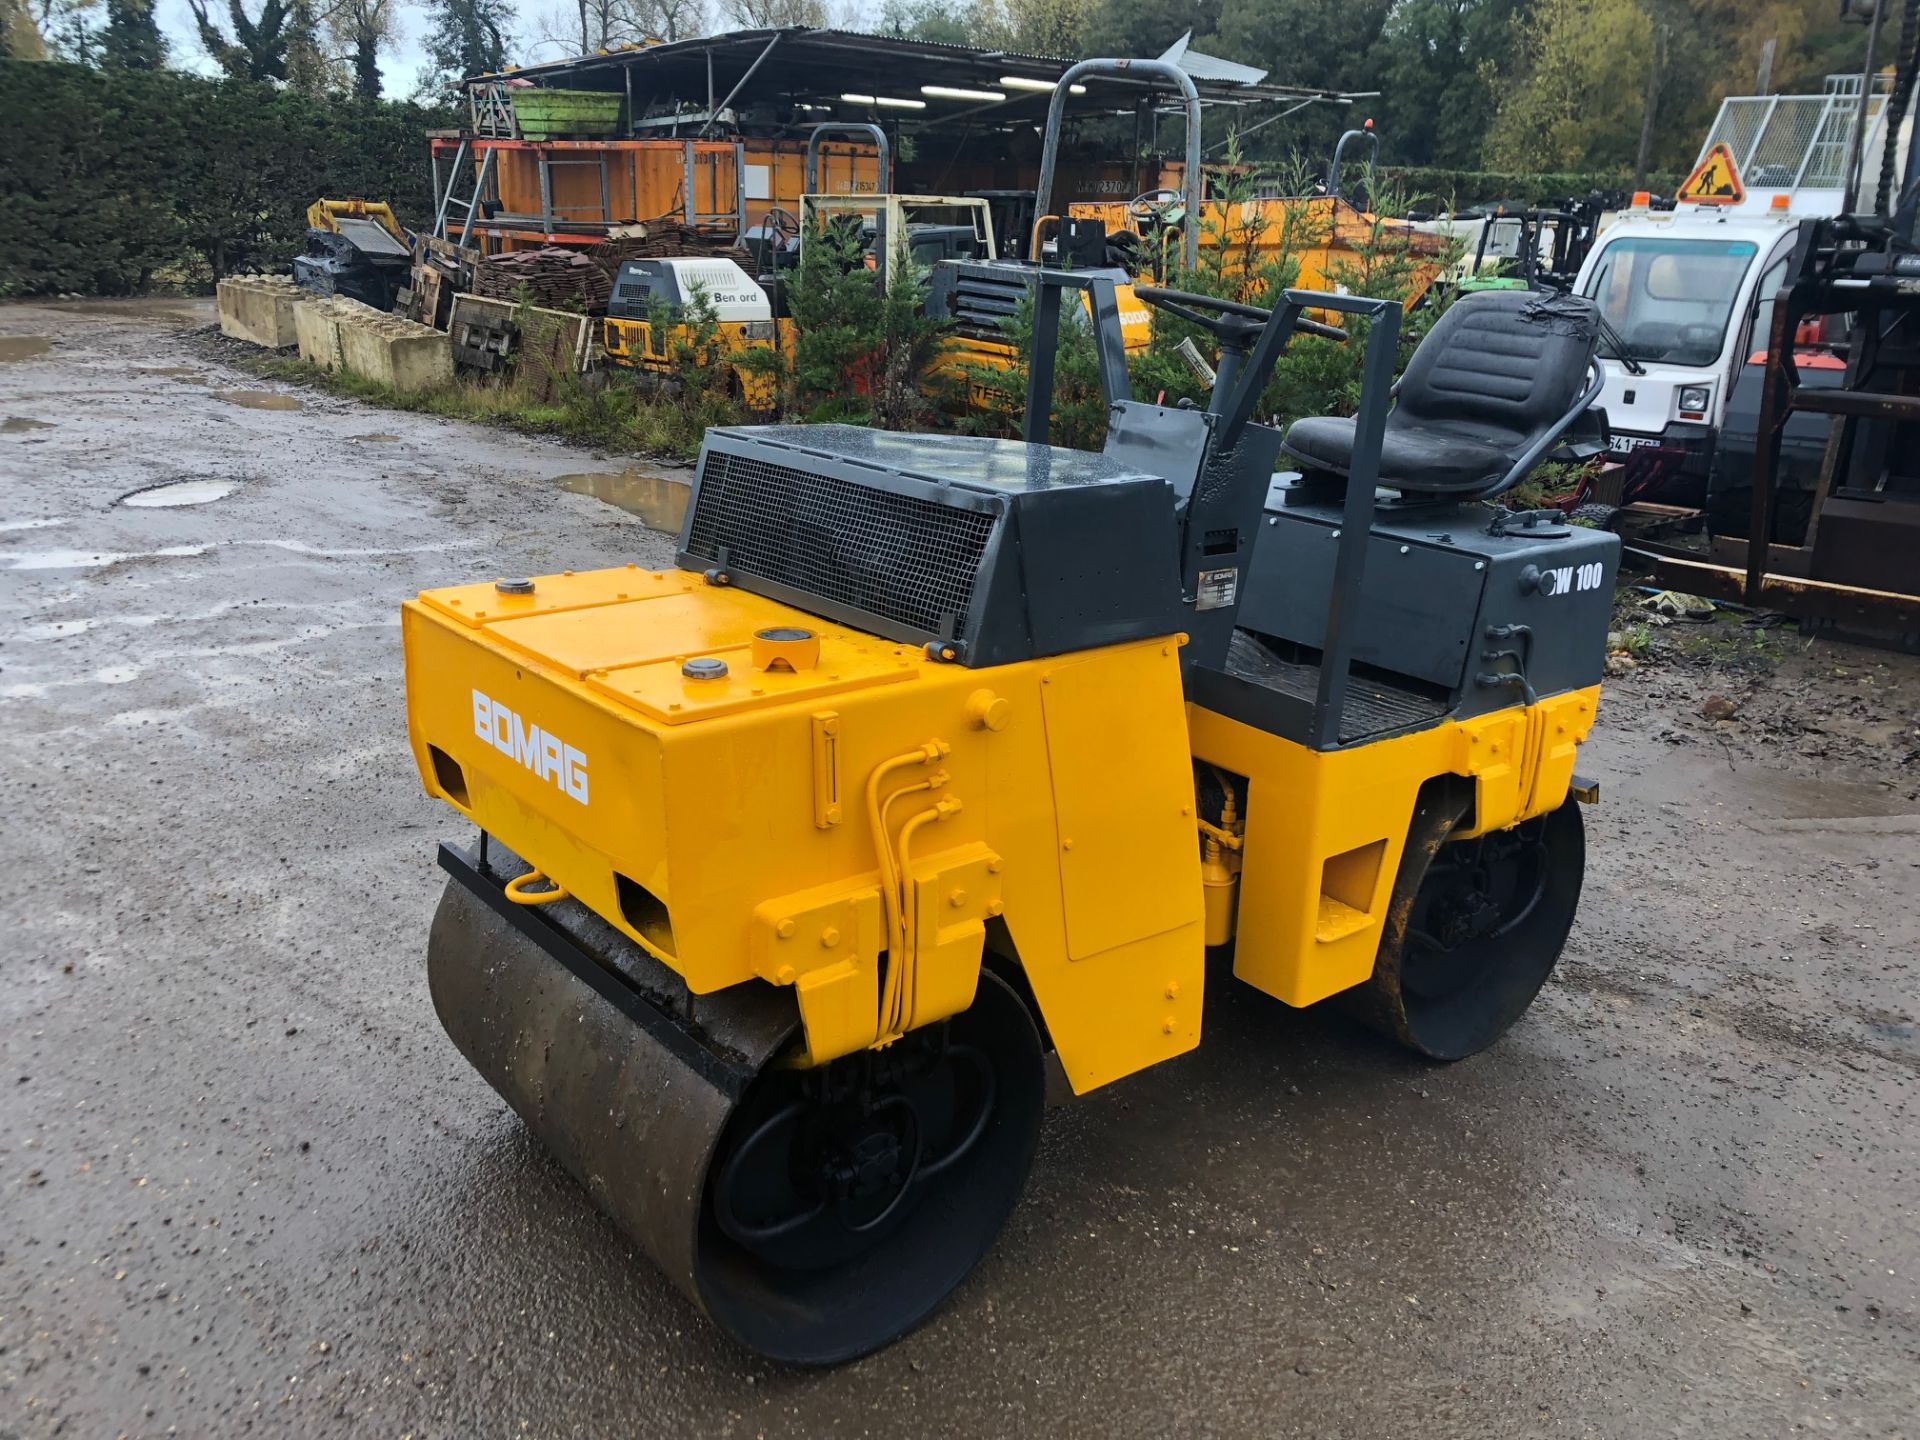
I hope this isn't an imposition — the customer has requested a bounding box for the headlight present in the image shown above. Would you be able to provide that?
[1678,385,1711,413]
[741,320,775,341]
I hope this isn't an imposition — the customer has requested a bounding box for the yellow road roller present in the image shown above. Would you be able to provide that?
[403,275,1615,1364]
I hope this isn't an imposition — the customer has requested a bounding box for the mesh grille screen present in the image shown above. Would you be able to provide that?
[951,274,1025,330]
[686,449,996,638]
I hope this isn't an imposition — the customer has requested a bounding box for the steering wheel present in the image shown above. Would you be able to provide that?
[1127,189,1185,226]
[758,206,800,242]
[1134,286,1349,348]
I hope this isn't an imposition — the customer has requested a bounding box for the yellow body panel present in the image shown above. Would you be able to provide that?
[1068,196,1449,310]
[405,565,1598,1092]
[1187,686,1598,1008]
[602,317,779,412]
[403,568,1204,1093]
[307,197,408,245]
[934,281,1154,413]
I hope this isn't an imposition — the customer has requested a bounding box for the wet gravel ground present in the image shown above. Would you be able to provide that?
[3,302,1916,1438]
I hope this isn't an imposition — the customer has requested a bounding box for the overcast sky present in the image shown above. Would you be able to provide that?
[151,0,625,99]
[150,2,886,98]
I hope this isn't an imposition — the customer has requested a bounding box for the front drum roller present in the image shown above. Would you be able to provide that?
[426,844,1044,1366]
[1347,789,1586,1060]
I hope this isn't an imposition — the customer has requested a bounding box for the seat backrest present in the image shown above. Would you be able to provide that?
[1394,290,1599,439]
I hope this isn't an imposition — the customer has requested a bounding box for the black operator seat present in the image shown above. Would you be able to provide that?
[1280,290,1604,497]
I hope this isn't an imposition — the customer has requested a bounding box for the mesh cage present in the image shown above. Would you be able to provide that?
[1700,92,1888,190]
[685,449,997,640]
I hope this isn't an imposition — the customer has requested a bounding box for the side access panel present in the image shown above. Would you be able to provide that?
[1190,687,1599,1008]
[1011,639,1207,1094]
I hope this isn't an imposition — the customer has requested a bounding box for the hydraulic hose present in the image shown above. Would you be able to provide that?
[865,742,951,1041]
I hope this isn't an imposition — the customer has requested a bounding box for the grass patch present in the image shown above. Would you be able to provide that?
[246,354,734,460]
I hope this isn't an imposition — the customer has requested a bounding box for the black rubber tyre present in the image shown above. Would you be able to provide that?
[695,970,1045,1366]
[1568,501,1620,530]
[1350,797,1586,1060]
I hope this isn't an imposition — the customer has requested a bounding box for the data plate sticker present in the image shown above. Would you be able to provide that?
[1196,567,1239,610]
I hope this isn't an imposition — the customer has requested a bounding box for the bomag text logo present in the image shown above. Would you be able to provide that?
[471,689,589,805]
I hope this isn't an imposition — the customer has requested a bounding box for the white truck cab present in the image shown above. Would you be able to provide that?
[1570,75,1910,501]
[1572,204,1801,491]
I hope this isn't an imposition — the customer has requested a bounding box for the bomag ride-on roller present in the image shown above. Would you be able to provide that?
[404,274,1616,1365]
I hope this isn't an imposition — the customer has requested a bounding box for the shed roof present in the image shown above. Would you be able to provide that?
[479,26,1361,125]
[1157,30,1269,88]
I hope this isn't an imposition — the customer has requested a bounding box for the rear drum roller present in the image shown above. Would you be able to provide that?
[1350,795,1586,1059]
[426,858,1043,1367]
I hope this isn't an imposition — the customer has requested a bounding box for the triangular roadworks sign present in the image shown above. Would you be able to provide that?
[1677,143,1745,205]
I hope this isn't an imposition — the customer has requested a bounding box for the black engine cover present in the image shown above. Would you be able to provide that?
[678,424,1186,666]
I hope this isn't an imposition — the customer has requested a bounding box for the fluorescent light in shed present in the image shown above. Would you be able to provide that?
[922,85,1007,103]
[999,76,1087,94]
[841,93,927,110]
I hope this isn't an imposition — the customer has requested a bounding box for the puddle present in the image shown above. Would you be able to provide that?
[214,389,302,411]
[0,336,53,362]
[119,478,244,509]
[1757,770,1914,823]
[44,298,211,323]
[0,517,72,533]
[0,544,208,572]
[136,366,210,383]
[556,469,690,533]
[0,537,474,572]
[348,433,403,443]
[22,618,97,639]
[2,416,54,433]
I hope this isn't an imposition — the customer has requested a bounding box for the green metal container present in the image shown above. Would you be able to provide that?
[511,89,625,140]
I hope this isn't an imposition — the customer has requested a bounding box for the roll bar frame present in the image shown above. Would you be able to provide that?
[1033,60,1202,273]
[804,123,892,197]
[1328,126,1379,206]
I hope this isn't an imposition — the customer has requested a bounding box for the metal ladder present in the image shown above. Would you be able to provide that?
[432,141,498,246]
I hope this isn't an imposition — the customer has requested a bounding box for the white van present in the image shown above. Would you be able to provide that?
[1572,204,1803,497]
[1569,76,1908,502]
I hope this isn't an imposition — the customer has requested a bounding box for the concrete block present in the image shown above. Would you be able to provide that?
[216,275,301,348]
[292,295,376,372]
[336,309,453,393]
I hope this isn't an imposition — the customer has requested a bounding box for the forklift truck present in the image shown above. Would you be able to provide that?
[401,271,1616,1366]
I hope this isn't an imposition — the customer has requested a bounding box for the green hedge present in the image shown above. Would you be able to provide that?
[0,60,450,297]
[1377,166,1686,211]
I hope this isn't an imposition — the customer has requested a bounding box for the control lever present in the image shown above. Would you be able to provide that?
[1134,286,1349,347]
[1174,336,1217,387]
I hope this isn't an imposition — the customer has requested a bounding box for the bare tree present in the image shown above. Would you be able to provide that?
[284,0,338,92]
[632,0,702,41]
[326,0,393,95]
[186,0,291,81]
[716,0,824,28]
[530,0,703,58]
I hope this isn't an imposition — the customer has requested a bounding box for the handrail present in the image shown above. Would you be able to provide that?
[1328,126,1379,206]
[1484,363,1606,500]
[1020,268,1133,445]
[1033,59,1202,273]
[1267,288,1401,748]
[805,122,891,197]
